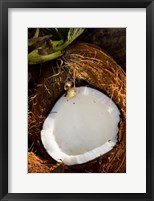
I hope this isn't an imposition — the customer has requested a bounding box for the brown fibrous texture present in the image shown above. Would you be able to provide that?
[28,43,126,173]
[28,152,63,173]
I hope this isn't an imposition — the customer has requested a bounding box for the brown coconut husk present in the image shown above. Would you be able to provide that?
[28,43,126,173]
[28,152,64,173]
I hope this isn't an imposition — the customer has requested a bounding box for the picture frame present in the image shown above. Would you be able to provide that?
[0,0,153,200]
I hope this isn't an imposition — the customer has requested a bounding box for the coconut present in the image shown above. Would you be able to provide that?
[28,43,126,173]
[41,87,120,165]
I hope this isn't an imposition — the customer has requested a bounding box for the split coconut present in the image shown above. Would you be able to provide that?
[41,87,120,165]
[28,43,126,172]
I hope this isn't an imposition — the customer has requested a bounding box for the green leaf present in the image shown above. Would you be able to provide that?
[51,40,64,49]
[67,28,85,43]
[33,28,40,38]
[41,28,63,40]
[54,28,85,51]
[28,28,86,64]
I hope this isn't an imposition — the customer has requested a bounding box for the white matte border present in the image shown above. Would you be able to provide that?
[8,8,146,193]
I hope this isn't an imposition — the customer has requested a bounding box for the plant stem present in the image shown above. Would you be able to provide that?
[28,50,63,65]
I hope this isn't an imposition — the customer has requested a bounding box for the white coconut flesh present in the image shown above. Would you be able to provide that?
[41,87,120,166]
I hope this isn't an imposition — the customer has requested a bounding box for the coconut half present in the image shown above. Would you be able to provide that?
[41,87,120,166]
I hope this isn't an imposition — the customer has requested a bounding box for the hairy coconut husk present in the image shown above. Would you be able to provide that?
[28,43,126,173]
[28,152,63,173]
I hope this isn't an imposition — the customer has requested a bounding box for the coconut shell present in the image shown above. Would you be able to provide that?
[28,42,126,173]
